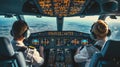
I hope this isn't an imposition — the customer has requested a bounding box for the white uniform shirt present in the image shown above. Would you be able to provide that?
[11,40,44,67]
[74,44,100,67]
[74,46,90,67]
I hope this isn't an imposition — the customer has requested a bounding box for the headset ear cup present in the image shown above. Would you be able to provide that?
[107,29,111,37]
[23,30,31,39]
[90,27,97,40]
[92,32,97,39]
[90,32,97,40]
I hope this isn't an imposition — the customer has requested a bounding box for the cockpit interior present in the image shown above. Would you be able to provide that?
[0,0,120,67]
[24,31,95,67]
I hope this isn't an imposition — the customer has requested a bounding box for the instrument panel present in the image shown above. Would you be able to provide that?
[26,31,95,49]
[25,31,95,67]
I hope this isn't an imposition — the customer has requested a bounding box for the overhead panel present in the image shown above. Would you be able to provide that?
[38,0,85,17]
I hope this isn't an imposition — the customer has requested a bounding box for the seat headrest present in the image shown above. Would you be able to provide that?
[101,40,120,58]
[0,37,15,58]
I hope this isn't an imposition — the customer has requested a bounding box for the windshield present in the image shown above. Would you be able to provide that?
[0,15,120,40]
[63,16,98,33]
[25,16,99,33]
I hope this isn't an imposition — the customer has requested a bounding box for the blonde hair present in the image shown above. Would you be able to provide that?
[92,20,109,38]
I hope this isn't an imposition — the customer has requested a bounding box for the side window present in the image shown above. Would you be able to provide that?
[0,16,17,39]
[106,16,120,40]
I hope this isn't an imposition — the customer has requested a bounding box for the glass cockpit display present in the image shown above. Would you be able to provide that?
[81,39,88,45]
[71,39,79,45]
[41,38,49,46]
[32,39,39,45]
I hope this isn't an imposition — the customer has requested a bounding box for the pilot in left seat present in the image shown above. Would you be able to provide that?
[10,20,44,67]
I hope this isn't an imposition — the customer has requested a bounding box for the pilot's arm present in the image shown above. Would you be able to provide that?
[74,46,89,63]
[32,48,44,66]
[39,46,44,58]
[25,47,44,67]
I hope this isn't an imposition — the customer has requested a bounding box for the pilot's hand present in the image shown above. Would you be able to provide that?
[39,46,44,58]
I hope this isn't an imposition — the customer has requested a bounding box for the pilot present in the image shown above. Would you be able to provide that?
[74,20,110,67]
[10,20,44,67]
[90,20,111,50]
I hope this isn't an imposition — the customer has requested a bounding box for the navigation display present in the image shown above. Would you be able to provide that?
[71,39,79,45]
[32,39,39,45]
[81,39,88,45]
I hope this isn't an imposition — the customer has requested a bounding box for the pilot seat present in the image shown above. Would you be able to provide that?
[0,37,26,67]
[89,40,120,67]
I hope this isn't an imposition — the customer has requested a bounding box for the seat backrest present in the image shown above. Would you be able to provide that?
[0,37,26,67]
[101,40,120,58]
[89,40,120,67]
[101,40,120,67]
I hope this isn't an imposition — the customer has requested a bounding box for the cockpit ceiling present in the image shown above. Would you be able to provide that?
[0,0,120,16]
[38,0,85,17]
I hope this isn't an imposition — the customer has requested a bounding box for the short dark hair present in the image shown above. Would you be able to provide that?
[11,20,28,38]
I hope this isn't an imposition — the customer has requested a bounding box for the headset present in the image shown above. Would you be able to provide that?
[90,21,111,40]
[10,20,31,39]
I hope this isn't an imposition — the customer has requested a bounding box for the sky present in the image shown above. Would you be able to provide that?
[0,15,120,40]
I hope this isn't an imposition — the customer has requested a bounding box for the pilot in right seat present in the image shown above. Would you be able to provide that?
[10,20,44,67]
[90,20,111,50]
[74,20,111,67]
